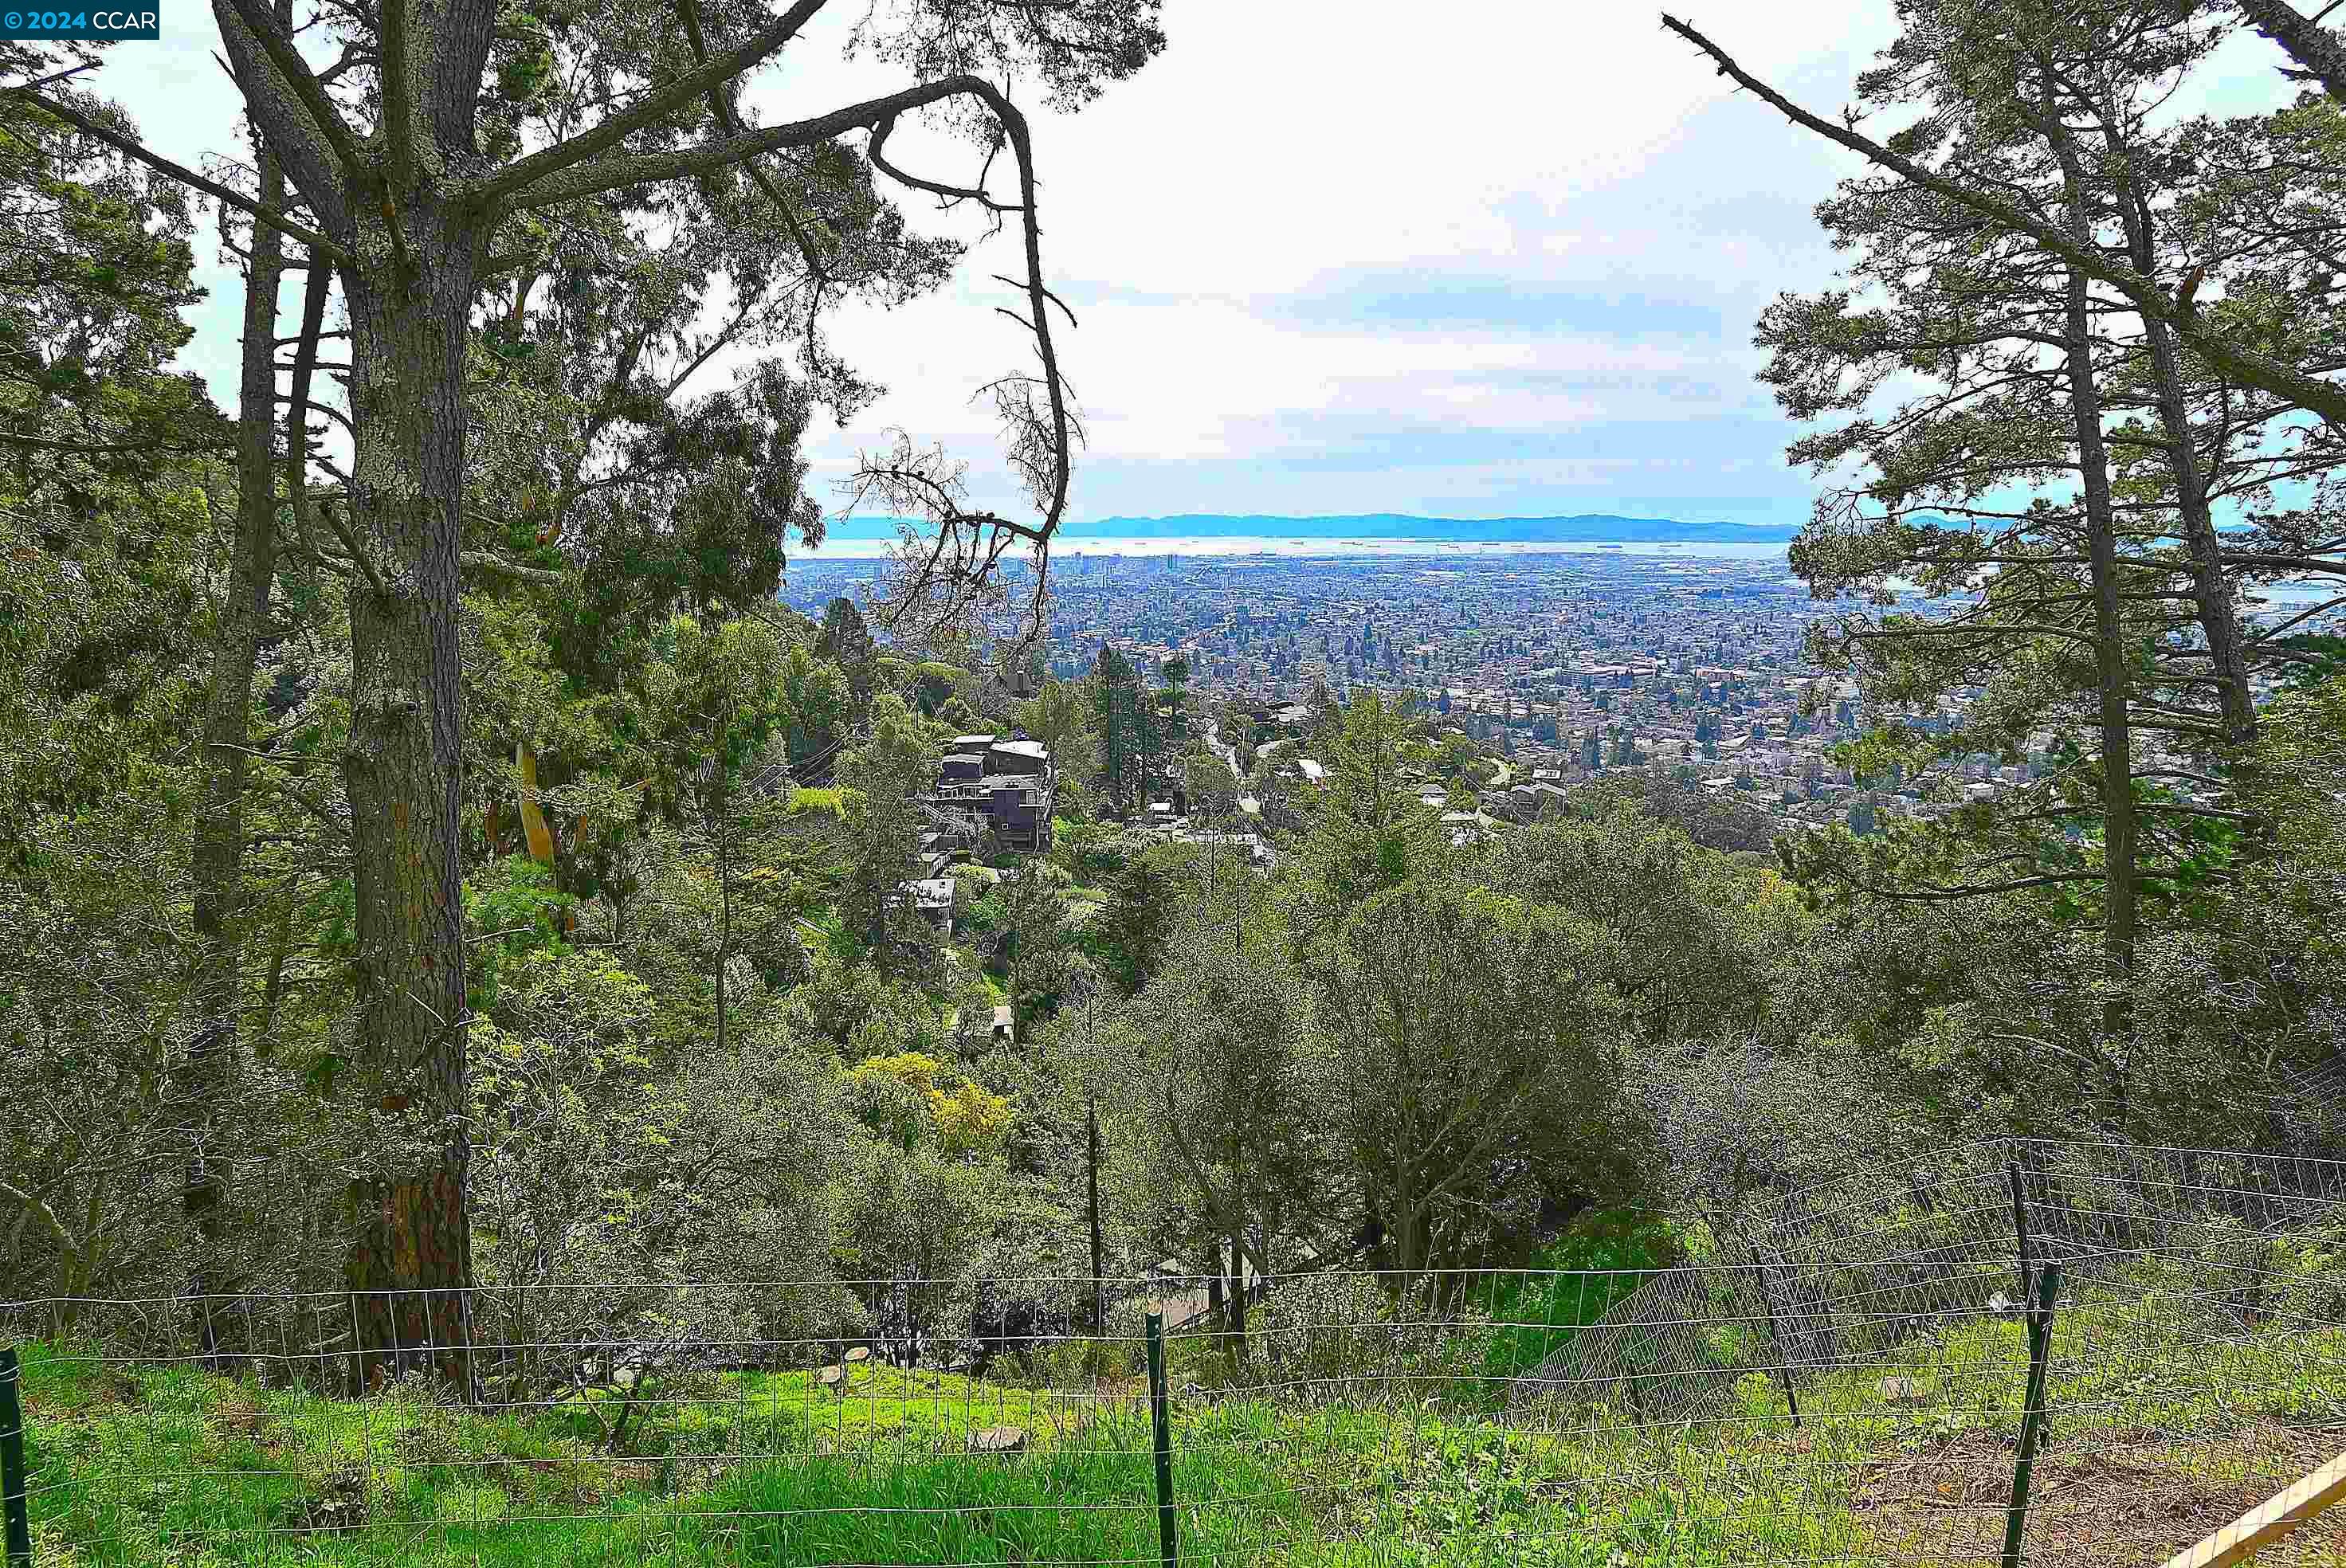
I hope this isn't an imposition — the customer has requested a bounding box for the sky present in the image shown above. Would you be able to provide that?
[81,2,2305,532]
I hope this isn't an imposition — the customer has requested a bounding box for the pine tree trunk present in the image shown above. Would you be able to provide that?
[2140,310,2254,743]
[2050,112,2140,1049]
[2112,184,2255,744]
[339,206,479,1389]
[185,142,287,1335]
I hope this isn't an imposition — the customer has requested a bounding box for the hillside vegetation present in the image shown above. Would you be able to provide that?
[11,0,2346,1562]
[24,1229,2346,1566]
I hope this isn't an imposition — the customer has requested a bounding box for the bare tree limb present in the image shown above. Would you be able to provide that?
[869,111,1023,213]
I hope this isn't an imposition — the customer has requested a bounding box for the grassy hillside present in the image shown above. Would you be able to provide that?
[22,1276,2346,1568]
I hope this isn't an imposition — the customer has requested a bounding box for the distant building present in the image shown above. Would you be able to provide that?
[908,876,957,927]
[933,734,1056,853]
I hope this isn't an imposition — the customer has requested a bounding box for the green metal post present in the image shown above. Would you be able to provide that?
[2,1346,32,1568]
[1999,1260,2063,1568]
[1145,1311,1178,1568]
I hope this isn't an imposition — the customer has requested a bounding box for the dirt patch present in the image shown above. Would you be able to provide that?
[26,1368,142,1417]
[1854,1425,2346,1566]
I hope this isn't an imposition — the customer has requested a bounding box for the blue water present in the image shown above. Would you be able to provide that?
[792,534,1791,561]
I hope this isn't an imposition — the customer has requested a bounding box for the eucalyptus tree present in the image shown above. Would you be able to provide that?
[0,49,237,1307]
[11,0,1162,1342]
[482,229,831,698]
[0,45,216,477]
[457,171,855,935]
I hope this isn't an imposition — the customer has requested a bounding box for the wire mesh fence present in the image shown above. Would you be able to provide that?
[7,1136,2346,1566]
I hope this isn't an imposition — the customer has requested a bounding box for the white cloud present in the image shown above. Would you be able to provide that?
[71,2,2309,527]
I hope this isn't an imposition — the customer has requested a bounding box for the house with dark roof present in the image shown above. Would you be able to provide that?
[931,734,1057,853]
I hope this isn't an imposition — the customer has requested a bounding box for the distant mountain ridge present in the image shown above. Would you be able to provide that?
[818,512,1798,544]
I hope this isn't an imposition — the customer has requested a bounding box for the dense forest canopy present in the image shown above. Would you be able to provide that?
[2,0,2345,1387]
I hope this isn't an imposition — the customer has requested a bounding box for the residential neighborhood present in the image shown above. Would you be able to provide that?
[785,547,2292,837]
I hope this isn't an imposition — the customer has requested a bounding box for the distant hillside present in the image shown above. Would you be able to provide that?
[820,512,1799,544]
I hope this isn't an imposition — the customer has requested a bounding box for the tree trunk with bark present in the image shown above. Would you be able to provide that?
[2238,0,2346,101]
[183,0,1114,1390]
[185,140,288,1337]
[336,200,481,1388]
[708,742,733,1057]
[2049,99,2140,1048]
[2108,174,2255,745]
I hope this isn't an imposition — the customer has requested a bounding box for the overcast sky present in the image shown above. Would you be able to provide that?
[88,2,2299,530]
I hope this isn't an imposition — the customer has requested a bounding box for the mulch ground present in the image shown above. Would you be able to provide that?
[1854,1425,2346,1566]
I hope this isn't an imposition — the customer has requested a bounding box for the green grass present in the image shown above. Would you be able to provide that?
[1460,1213,1679,1399]
[22,1266,2346,1567]
[536,1360,1101,1458]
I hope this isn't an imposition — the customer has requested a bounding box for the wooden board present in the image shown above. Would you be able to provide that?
[2157,1449,2346,1568]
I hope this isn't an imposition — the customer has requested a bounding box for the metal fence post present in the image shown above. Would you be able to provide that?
[1999,1260,2063,1568]
[1145,1311,1178,1568]
[2,1347,33,1568]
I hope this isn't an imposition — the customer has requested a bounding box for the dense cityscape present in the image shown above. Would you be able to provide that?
[789,546,2300,838]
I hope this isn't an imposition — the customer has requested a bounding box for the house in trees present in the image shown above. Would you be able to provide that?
[907,876,958,927]
[932,734,1057,853]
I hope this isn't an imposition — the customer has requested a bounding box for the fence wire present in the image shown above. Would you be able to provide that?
[8,1136,2346,1566]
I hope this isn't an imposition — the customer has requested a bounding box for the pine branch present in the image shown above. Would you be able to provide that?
[6,87,352,263]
